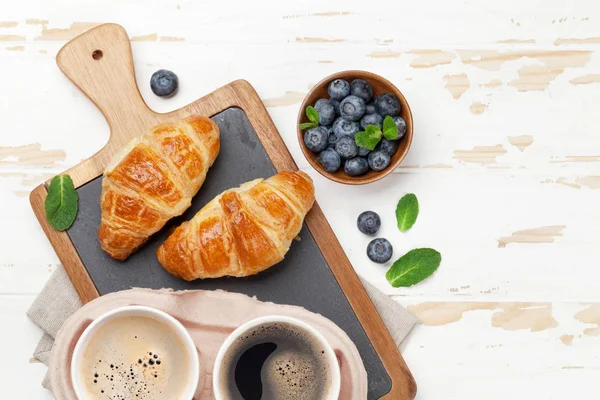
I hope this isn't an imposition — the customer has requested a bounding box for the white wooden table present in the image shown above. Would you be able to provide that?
[2,0,599,398]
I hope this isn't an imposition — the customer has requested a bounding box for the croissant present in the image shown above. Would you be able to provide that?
[98,116,220,260]
[157,171,315,280]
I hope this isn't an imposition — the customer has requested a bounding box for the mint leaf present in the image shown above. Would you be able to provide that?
[306,106,319,124]
[365,125,380,135]
[299,122,318,130]
[396,193,418,232]
[382,116,398,140]
[386,248,441,287]
[45,174,78,231]
[354,125,382,150]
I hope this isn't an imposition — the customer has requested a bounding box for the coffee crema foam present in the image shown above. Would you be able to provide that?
[219,322,332,400]
[79,315,191,400]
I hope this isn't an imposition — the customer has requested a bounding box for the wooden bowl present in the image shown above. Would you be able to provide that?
[297,70,413,185]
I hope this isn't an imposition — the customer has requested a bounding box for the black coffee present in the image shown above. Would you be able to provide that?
[219,322,332,400]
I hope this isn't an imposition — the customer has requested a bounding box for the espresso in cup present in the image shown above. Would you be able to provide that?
[214,317,340,400]
[71,306,199,400]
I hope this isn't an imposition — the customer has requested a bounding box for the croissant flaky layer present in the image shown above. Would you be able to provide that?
[157,171,315,280]
[98,116,220,260]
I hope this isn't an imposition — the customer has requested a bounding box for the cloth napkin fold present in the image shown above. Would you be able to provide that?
[28,265,418,392]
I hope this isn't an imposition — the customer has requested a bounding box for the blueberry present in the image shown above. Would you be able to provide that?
[316,102,336,126]
[318,148,342,172]
[328,79,350,100]
[330,99,341,116]
[357,211,381,235]
[344,157,369,176]
[314,98,330,110]
[367,238,393,263]
[303,127,328,152]
[374,93,401,117]
[376,138,398,156]
[368,150,391,171]
[339,95,366,122]
[358,146,371,157]
[350,79,374,102]
[332,117,360,137]
[360,113,383,130]
[150,69,179,98]
[335,135,358,159]
[326,127,338,146]
[366,103,376,115]
[392,116,407,139]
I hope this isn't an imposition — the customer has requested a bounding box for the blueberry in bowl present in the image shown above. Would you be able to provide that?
[339,95,366,122]
[350,79,374,102]
[360,113,383,130]
[303,126,328,153]
[328,79,351,100]
[368,150,392,171]
[335,136,359,159]
[344,157,369,176]
[332,117,360,137]
[297,70,413,185]
[318,148,342,172]
[314,99,336,126]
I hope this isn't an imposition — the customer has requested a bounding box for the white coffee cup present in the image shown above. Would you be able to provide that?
[71,305,199,400]
[213,315,341,400]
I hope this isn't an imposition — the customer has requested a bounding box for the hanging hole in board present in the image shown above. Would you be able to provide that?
[92,50,103,60]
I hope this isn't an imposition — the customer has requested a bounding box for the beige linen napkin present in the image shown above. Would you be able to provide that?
[28,265,418,392]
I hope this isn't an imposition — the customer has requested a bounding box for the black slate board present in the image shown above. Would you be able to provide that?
[67,107,391,398]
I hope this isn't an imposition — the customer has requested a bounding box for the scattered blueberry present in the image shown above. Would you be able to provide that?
[318,148,342,172]
[332,117,360,137]
[340,95,366,122]
[316,101,336,126]
[368,150,392,171]
[150,69,179,98]
[350,79,374,102]
[304,127,328,152]
[392,116,407,139]
[335,135,359,159]
[360,113,383,130]
[344,157,369,176]
[374,93,401,117]
[366,103,376,115]
[314,98,330,110]
[357,211,381,235]
[376,138,399,156]
[328,79,350,100]
[367,238,393,263]
[330,99,341,116]
[358,146,371,157]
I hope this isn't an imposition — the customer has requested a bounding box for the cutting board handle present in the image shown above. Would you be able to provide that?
[56,23,152,128]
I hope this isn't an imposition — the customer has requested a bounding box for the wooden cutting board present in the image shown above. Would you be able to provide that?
[29,23,416,399]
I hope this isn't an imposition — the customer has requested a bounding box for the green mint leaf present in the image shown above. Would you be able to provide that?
[365,124,381,135]
[396,193,419,232]
[45,174,79,231]
[299,122,318,130]
[306,106,319,124]
[354,127,382,151]
[386,248,441,287]
[382,115,399,140]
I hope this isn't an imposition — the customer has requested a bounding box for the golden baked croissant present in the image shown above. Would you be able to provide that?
[98,116,220,260]
[157,171,315,280]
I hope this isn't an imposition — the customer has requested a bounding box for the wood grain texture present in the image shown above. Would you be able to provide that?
[28,23,415,399]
